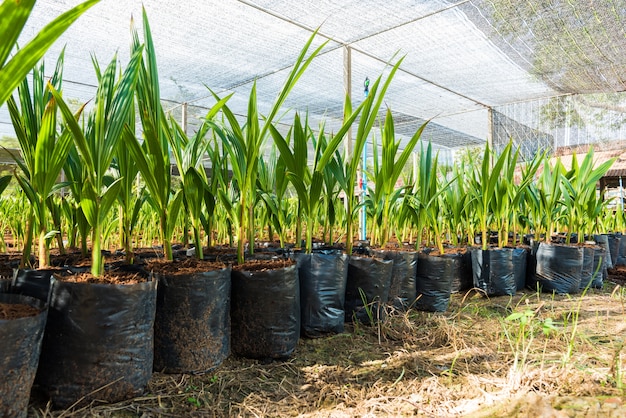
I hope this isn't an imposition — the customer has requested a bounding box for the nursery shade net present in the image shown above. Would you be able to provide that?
[1,0,626,161]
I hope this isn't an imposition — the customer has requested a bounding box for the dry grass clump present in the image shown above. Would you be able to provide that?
[30,282,626,417]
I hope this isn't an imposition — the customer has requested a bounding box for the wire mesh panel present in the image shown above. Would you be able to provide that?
[493,92,626,160]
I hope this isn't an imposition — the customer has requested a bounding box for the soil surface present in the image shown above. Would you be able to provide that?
[232,258,295,272]
[0,302,39,319]
[26,269,626,417]
[54,270,149,285]
[147,258,227,275]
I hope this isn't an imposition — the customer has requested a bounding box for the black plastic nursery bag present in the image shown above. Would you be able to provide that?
[415,252,458,312]
[0,294,48,418]
[594,234,613,269]
[579,246,595,290]
[592,245,607,288]
[12,268,56,303]
[345,255,393,324]
[154,267,231,373]
[293,250,349,337]
[533,243,583,294]
[617,233,626,266]
[370,249,418,310]
[36,277,157,408]
[471,247,526,296]
[230,263,300,360]
[607,234,621,269]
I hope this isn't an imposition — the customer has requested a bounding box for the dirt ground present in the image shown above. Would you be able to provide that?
[28,270,626,418]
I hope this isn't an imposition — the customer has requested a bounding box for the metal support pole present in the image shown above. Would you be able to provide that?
[181,102,188,135]
[343,46,352,216]
[359,77,370,242]
[487,106,495,166]
[343,46,352,158]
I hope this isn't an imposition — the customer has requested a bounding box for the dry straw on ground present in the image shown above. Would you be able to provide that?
[29,271,626,417]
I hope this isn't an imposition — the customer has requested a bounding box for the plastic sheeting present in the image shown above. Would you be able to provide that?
[532,243,583,294]
[36,277,157,408]
[345,255,393,324]
[0,294,47,418]
[592,245,607,288]
[607,234,621,269]
[230,263,300,359]
[579,246,595,290]
[12,269,56,304]
[617,233,626,266]
[415,252,458,312]
[594,235,614,269]
[293,250,349,337]
[471,247,526,296]
[154,267,231,374]
[369,249,417,310]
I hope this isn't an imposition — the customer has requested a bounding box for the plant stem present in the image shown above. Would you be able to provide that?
[38,229,48,269]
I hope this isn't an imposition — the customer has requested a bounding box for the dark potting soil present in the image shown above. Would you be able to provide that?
[147,258,227,275]
[232,258,295,272]
[55,270,149,285]
[49,249,91,267]
[608,265,626,286]
[0,302,40,319]
[0,253,24,278]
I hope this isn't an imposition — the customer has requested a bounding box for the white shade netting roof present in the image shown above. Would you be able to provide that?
[1,0,626,163]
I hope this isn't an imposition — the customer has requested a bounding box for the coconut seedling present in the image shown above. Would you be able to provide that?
[167,97,231,260]
[52,49,143,277]
[256,143,290,247]
[506,150,544,247]
[112,106,145,264]
[560,148,615,244]
[323,58,404,255]
[123,9,183,261]
[213,29,327,264]
[270,112,358,253]
[534,155,567,243]
[407,141,450,254]
[316,130,345,246]
[368,109,427,247]
[442,157,471,248]
[8,53,74,269]
[467,142,512,251]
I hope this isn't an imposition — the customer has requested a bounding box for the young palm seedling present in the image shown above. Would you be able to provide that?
[560,148,615,244]
[369,109,427,247]
[8,54,73,268]
[52,49,143,277]
[168,98,230,260]
[123,9,182,261]
[213,29,327,264]
[325,58,404,255]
